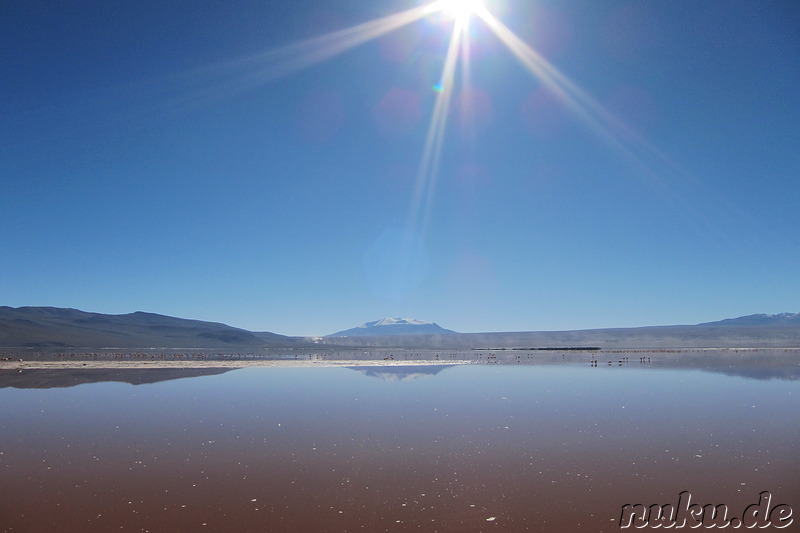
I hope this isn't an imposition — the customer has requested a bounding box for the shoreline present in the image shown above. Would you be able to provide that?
[1,346,799,371]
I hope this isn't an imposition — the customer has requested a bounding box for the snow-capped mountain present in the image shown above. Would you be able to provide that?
[327,318,457,337]
[699,313,800,326]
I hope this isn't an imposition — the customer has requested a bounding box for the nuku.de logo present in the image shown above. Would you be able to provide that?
[619,491,793,529]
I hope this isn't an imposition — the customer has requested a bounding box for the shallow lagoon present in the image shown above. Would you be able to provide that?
[1,356,798,532]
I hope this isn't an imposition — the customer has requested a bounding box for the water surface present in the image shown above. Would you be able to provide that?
[1,359,798,532]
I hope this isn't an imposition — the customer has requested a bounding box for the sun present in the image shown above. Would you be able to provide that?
[431,0,485,21]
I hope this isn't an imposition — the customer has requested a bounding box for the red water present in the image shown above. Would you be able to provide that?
[1,364,798,532]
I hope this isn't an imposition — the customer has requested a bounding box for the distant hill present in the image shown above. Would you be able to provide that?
[0,306,294,349]
[2,307,798,351]
[320,313,800,349]
[328,318,457,337]
[318,324,800,349]
[699,313,800,326]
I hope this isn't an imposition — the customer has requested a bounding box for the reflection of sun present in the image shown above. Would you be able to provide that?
[432,0,485,21]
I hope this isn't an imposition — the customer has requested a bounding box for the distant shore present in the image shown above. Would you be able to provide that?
[1,346,798,371]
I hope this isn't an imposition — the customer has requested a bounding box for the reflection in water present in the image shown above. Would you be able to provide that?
[0,368,233,389]
[704,366,800,381]
[347,365,455,381]
[1,363,798,532]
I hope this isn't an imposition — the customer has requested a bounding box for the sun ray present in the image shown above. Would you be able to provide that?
[160,6,433,108]
[391,14,468,303]
[476,11,627,147]
[244,6,434,83]
[458,16,476,137]
[476,9,682,173]
[476,9,733,244]
[161,0,728,256]
[407,16,467,236]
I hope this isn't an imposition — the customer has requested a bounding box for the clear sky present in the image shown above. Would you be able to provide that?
[2,0,799,336]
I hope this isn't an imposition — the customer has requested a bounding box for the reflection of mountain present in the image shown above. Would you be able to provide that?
[0,368,232,389]
[601,350,800,382]
[348,361,800,382]
[707,366,800,381]
[348,365,455,382]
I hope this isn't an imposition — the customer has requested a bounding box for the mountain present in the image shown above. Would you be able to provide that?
[328,318,457,337]
[699,313,800,326]
[320,313,800,349]
[0,306,294,349]
[2,307,798,351]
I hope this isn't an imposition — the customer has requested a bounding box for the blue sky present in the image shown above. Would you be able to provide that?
[2,0,799,336]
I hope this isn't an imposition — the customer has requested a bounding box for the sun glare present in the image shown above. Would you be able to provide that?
[216,0,656,245]
[432,0,485,21]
